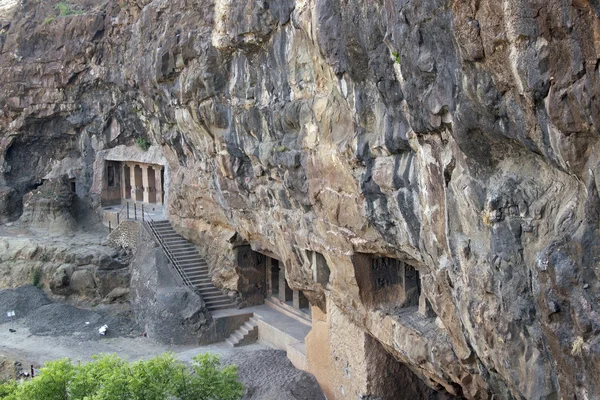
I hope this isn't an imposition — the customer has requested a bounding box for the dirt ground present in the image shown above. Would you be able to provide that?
[0,286,324,399]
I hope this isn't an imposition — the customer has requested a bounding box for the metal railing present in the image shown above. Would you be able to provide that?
[108,201,138,232]
[141,208,195,289]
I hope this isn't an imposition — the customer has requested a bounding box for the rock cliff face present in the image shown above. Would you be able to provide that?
[1,0,600,398]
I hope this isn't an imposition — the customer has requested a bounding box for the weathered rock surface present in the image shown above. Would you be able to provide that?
[1,0,600,398]
[18,177,76,234]
[130,226,213,345]
[0,228,130,301]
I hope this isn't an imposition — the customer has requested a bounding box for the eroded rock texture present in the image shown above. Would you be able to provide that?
[1,0,600,398]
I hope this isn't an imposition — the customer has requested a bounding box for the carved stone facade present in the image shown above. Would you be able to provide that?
[354,254,420,311]
[101,161,164,206]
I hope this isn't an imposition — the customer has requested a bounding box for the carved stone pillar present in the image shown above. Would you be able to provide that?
[266,256,273,296]
[141,164,150,203]
[293,290,309,309]
[129,163,137,201]
[278,263,293,303]
[154,165,163,205]
[121,164,128,200]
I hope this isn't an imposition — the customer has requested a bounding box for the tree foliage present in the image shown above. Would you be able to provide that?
[0,353,244,400]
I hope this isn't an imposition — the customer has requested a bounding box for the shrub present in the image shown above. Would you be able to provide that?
[5,358,74,400]
[0,353,244,400]
[172,353,244,400]
[32,268,42,288]
[392,51,401,64]
[0,381,18,398]
[55,2,80,16]
[43,16,55,25]
[135,137,151,151]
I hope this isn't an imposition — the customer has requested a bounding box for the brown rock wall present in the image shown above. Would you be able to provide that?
[0,0,599,398]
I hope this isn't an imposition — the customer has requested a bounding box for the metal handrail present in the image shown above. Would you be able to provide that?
[115,201,129,225]
[141,208,196,289]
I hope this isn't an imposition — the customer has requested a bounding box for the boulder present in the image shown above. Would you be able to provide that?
[105,287,130,302]
[70,269,96,297]
[18,177,76,234]
[130,228,212,345]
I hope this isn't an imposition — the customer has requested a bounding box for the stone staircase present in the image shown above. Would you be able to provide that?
[225,316,260,347]
[146,220,235,311]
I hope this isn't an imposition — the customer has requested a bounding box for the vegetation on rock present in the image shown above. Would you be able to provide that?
[31,267,42,288]
[0,353,244,400]
[135,137,151,151]
[55,3,81,17]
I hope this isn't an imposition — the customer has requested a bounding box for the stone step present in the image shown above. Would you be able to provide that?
[206,301,234,311]
[209,304,234,311]
[175,250,202,255]
[175,257,208,270]
[151,220,171,225]
[173,254,201,260]
[198,288,223,296]
[192,282,214,290]
[178,255,205,261]
[202,293,228,302]
[151,223,172,228]
[158,232,180,236]
[238,324,252,335]
[183,264,208,270]
[151,226,172,231]
[177,261,203,266]
[204,296,231,304]
[154,231,178,237]
[161,236,187,241]
[187,273,210,280]
[176,258,204,264]
[180,263,207,270]
[189,273,211,280]
[184,266,209,272]
[149,219,236,311]
[184,266,208,273]
[166,243,196,249]
[186,268,209,275]
[225,318,258,347]
[182,262,208,268]
[165,243,192,248]
[153,227,176,233]
[162,237,188,243]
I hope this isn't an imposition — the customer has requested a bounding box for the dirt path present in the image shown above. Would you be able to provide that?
[0,285,325,399]
[0,320,267,366]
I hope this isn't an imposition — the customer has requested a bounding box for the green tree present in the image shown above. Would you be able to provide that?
[8,359,74,400]
[0,353,244,400]
[69,354,127,399]
[0,381,17,398]
[171,354,244,400]
[128,354,177,400]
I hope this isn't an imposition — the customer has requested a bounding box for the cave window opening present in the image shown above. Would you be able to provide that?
[354,254,421,311]
[123,164,131,199]
[270,258,280,298]
[134,165,143,202]
[308,251,330,287]
[70,179,76,193]
[107,165,116,187]
[262,254,310,318]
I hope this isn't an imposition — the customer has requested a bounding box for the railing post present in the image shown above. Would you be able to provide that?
[116,213,120,226]
[127,202,130,219]
[108,220,112,233]
[134,203,137,221]
[141,204,144,221]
